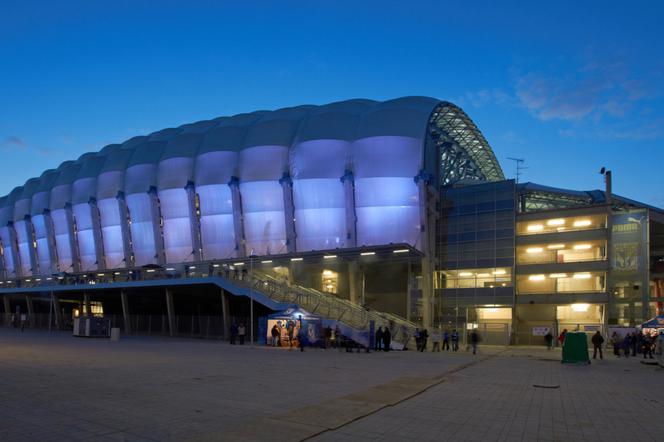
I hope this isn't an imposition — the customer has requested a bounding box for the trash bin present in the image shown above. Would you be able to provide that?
[562,332,590,364]
[110,327,121,341]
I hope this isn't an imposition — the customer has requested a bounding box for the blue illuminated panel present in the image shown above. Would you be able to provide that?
[126,193,157,266]
[73,203,96,271]
[31,215,52,274]
[0,226,16,276]
[159,188,193,263]
[51,208,73,272]
[97,198,125,268]
[197,184,235,259]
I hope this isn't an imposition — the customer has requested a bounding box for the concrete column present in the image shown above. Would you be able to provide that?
[120,290,131,334]
[43,210,59,274]
[165,288,175,337]
[116,192,134,267]
[3,296,10,326]
[83,293,91,316]
[348,261,363,305]
[88,198,105,270]
[228,177,246,258]
[7,222,22,278]
[341,170,357,248]
[0,236,5,280]
[416,171,434,329]
[25,294,34,327]
[52,293,62,330]
[148,187,165,266]
[22,216,39,275]
[185,182,203,261]
[279,173,297,254]
[64,203,81,273]
[220,289,230,340]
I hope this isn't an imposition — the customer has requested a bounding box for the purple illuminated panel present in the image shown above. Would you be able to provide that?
[31,215,52,273]
[14,220,32,275]
[0,226,16,276]
[197,184,235,259]
[73,203,96,271]
[293,179,345,251]
[97,198,125,268]
[126,193,157,266]
[51,208,73,272]
[239,146,289,255]
[352,136,422,248]
[159,188,193,263]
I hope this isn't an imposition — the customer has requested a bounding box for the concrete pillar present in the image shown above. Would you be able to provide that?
[3,296,10,326]
[341,170,357,248]
[52,293,62,330]
[120,290,131,334]
[7,222,22,278]
[348,261,363,305]
[83,293,91,316]
[89,198,106,270]
[228,177,246,258]
[147,187,165,266]
[0,236,5,280]
[64,203,81,273]
[220,289,230,340]
[165,288,175,337]
[43,210,59,274]
[25,294,34,327]
[279,173,297,254]
[416,171,434,330]
[185,182,203,262]
[22,216,39,275]
[116,192,134,267]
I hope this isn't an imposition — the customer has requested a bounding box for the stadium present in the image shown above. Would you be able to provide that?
[1,96,662,347]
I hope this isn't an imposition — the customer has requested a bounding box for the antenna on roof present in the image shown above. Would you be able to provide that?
[506,157,527,183]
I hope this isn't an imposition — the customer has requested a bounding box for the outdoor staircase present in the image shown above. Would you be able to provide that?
[238,270,417,350]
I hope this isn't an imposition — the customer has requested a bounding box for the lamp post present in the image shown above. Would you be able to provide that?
[250,249,255,345]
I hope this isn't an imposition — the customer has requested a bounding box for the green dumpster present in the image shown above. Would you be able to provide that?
[562,332,590,364]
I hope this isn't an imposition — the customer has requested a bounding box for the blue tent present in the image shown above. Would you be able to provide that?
[259,307,323,347]
[640,315,664,329]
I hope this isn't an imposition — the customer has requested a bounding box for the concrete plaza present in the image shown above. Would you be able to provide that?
[0,329,662,441]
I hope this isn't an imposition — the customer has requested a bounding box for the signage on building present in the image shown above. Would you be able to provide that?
[611,209,648,276]
[532,326,551,336]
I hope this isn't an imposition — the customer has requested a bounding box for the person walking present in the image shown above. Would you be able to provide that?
[383,327,391,352]
[642,334,655,359]
[591,331,604,360]
[324,326,332,349]
[414,328,421,351]
[238,323,246,345]
[20,313,27,332]
[611,332,621,357]
[470,329,479,355]
[298,326,306,352]
[230,323,238,345]
[544,331,553,350]
[442,329,450,351]
[451,329,459,351]
[431,328,441,352]
[419,329,429,352]
[622,333,631,358]
[558,329,568,347]
[270,324,280,347]
[375,326,384,351]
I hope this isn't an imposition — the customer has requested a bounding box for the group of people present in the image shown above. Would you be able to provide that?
[229,323,246,345]
[412,328,472,353]
[373,326,392,351]
[610,331,658,359]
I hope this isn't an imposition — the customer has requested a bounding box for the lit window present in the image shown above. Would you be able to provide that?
[549,273,568,278]
[527,224,543,232]
[547,244,565,249]
[526,247,543,253]
[573,244,592,250]
[321,269,338,294]
[546,219,565,226]
[529,275,546,281]
[573,273,592,279]
[573,220,592,227]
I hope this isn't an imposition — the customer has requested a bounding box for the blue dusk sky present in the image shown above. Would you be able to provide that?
[1,1,663,205]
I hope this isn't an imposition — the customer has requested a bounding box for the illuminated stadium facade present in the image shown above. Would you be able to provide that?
[1,96,662,347]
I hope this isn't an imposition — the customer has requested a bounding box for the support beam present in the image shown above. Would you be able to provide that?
[165,288,175,337]
[341,170,357,248]
[280,173,297,253]
[3,296,10,326]
[89,198,106,270]
[64,203,81,273]
[25,294,34,327]
[43,210,59,274]
[348,261,363,305]
[52,293,62,330]
[120,290,131,334]
[22,216,39,276]
[116,192,134,268]
[416,171,434,330]
[7,222,22,278]
[83,293,91,316]
[148,187,165,266]
[185,181,203,261]
[220,289,230,340]
[228,177,246,258]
